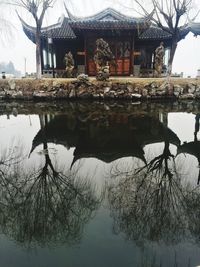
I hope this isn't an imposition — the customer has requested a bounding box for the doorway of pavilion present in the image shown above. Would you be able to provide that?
[87,39,131,76]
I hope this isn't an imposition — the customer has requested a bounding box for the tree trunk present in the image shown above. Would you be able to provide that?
[35,25,42,79]
[168,38,178,76]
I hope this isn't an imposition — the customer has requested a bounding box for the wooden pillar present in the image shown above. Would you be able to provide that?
[84,34,87,75]
[130,32,135,75]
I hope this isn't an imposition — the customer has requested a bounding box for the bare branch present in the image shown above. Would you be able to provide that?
[125,0,198,73]
[11,0,55,78]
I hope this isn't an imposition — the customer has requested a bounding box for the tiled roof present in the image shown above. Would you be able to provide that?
[67,7,152,30]
[139,25,190,40]
[139,26,172,40]
[19,7,154,42]
[18,14,76,43]
[19,7,180,42]
[43,18,76,39]
[70,20,147,30]
[65,7,147,23]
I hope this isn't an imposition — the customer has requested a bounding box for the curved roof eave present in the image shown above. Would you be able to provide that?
[17,12,36,43]
[139,25,190,42]
[177,141,200,159]
[138,25,171,40]
[18,12,76,43]
[70,149,147,168]
[188,20,200,35]
[64,5,154,23]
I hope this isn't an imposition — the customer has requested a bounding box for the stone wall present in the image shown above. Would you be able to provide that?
[0,78,200,101]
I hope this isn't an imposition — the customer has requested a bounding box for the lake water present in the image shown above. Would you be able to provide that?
[1,101,200,267]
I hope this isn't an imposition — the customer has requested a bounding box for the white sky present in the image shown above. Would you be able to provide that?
[0,0,200,77]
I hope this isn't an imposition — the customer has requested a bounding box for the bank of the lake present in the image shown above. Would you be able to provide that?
[1,77,200,101]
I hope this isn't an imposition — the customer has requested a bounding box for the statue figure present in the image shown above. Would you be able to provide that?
[154,42,165,77]
[94,38,114,81]
[64,51,74,78]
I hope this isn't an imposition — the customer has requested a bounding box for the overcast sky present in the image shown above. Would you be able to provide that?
[0,0,200,77]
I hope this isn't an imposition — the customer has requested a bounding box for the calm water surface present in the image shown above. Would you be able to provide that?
[0,101,200,267]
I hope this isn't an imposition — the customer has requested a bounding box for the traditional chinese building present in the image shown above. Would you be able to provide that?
[19,7,186,77]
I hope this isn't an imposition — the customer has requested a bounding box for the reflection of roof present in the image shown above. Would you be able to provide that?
[30,114,180,165]
[71,147,146,166]
[177,141,200,161]
[177,141,200,184]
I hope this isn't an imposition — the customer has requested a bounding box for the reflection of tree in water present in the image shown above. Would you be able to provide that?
[4,165,100,247]
[108,133,200,245]
[0,143,24,202]
[137,132,174,179]
[0,117,101,248]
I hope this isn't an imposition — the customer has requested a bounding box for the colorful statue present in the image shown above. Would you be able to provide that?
[94,38,114,81]
[154,42,165,77]
[64,51,74,78]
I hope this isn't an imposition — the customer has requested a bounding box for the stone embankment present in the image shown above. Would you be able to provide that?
[0,76,200,101]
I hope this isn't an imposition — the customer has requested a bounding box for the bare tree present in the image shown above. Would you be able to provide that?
[14,0,55,79]
[125,0,198,74]
[0,0,14,44]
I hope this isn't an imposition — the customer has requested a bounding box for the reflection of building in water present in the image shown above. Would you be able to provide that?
[30,112,180,167]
